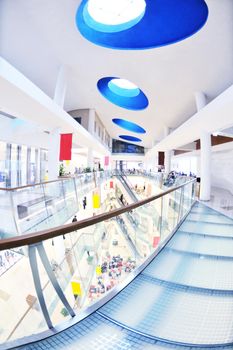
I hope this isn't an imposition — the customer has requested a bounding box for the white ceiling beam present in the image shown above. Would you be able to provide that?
[0,57,110,156]
[148,84,233,154]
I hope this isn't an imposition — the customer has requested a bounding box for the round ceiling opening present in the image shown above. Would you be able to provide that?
[83,0,146,33]
[119,135,142,142]
[77,0,208,49]
[97,77,149,110]
[112,118,146,134]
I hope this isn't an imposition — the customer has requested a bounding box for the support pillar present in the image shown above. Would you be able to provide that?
[48,128,61,180]
[54,66,67,107]
[195,92,211,201]
[48,66,68,261]
[48,65,68,180]
[200,130,211,201]
[87,148,94,170]
[164,126,171,174]
[88,109,95,135]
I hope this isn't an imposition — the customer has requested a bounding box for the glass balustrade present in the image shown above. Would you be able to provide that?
[0,179,196,346]
[0,171,112,238]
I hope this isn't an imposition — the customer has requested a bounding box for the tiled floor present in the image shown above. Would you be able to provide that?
[14,202,233,349]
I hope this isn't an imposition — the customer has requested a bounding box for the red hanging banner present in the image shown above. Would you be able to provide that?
[59,134,72,161]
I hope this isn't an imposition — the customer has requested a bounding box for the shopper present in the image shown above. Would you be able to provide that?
[83,196,87,209]
[72,215,77,223]
[119,193,124,204]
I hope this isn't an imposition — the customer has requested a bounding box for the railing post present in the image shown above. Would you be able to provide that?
[159,195,163,239]
[29,242,75,330]
[9,189,21,236]
[177,186,185,225]
[28,244,53,329]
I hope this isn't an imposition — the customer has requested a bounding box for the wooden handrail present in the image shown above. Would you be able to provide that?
[0,179,196,250]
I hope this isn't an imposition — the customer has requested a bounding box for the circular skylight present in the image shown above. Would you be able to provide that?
[76,0,208,49]
[112,118,146,134]
[108,79,140,97]
[119,135,142,142]
[97,77,149,110]
[87,0,146,26]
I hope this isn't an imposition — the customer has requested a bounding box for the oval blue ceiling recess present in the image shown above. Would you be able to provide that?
[97,77,149,110]
[112,118,146,134]
[76,0,208,50]
[119,135,142,142]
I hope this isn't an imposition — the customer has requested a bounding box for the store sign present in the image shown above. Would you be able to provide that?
[71,281,82,296]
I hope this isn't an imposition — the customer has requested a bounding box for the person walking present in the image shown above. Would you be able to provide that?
[83,196,87,210]
[72,215,77,223]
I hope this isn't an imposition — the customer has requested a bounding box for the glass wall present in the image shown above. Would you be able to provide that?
[0,140,48,188]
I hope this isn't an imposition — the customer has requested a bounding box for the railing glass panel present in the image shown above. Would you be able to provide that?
[0,190,18,238]
[0,246,47,343]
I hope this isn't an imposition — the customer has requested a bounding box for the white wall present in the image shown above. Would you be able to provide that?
[211,149,233,195]
[171,142,233,195]
[171,155,198,175]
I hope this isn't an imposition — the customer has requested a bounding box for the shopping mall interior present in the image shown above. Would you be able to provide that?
[1,0,233,349]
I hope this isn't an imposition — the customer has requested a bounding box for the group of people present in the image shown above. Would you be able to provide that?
[88,255,136,299]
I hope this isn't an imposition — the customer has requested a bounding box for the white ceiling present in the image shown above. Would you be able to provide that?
[1,0,233,148]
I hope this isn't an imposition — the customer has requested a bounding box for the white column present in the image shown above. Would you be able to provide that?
[195,91,211,201]
[54,66,67,107]
[164,126,171,173]
[87,147,94,169]
[88,109,95,135]
[48,66,68,180]
[200,130,211,200]
[50,66,68,261]
[195,91,207,111]
[48,128,61,180]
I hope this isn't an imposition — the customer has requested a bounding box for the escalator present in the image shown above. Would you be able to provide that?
[115,215,141,260]
[115,174,138,202]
